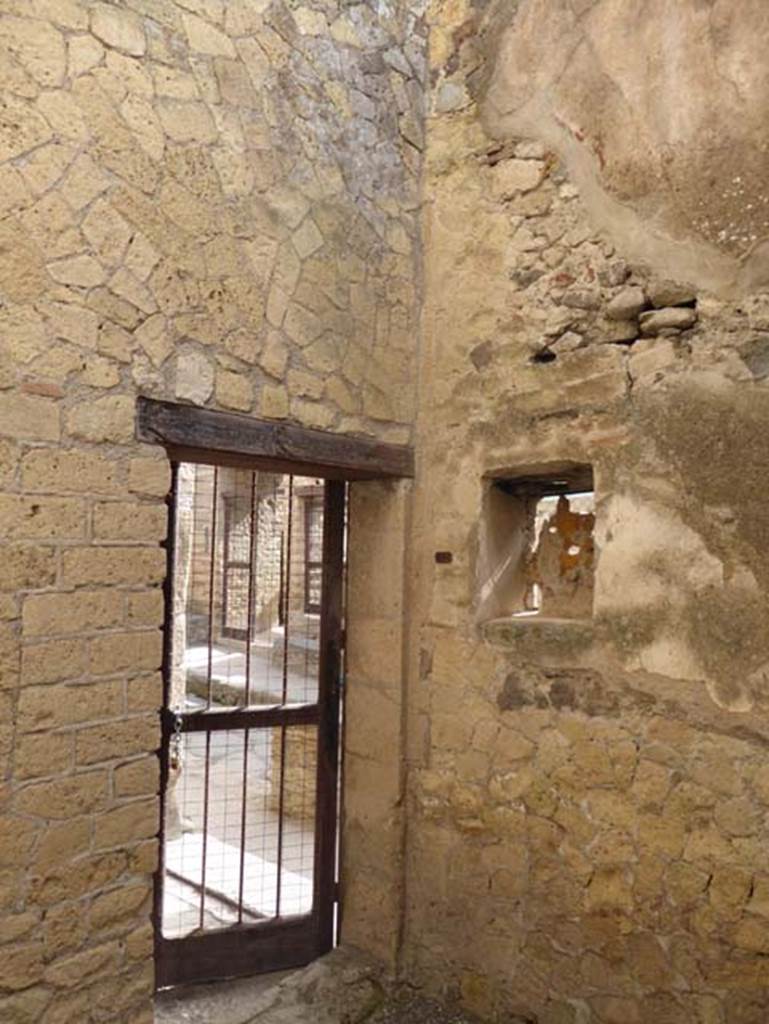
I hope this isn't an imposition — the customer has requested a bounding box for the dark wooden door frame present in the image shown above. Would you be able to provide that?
[145,399,414,991]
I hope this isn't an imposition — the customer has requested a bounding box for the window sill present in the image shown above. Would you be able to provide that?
[480,615,594,651]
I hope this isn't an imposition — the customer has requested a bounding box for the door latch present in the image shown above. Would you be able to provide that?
[169,709,184,772]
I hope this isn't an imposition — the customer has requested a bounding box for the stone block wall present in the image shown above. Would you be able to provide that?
[268,724,317,821]
[182,464,286,644]
[0,1,423,1019]
[398,2,769,1021]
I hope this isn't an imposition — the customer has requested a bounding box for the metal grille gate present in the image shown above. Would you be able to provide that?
[155,459,345,988]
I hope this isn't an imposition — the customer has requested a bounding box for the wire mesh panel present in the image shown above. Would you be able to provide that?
[162,725,317,938]
[157,462,344,987]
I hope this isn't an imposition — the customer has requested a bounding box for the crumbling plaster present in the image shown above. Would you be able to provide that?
[474,0,769,297]
[400,0,769,1019]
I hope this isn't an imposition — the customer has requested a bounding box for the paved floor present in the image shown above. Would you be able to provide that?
[368,997,481,1024]
[184,634,319,707]
[162,717,315,938]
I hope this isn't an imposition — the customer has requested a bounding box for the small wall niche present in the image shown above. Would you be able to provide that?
[477,463,595,623]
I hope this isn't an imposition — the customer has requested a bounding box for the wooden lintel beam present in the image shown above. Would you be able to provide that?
[135,397,414,480]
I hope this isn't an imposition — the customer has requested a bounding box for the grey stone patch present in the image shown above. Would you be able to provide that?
[435,80,469,113]
[174,344,214,404]
[598,260,629,287]
[155,970,294,1024]
[154,950,388,1024]
[496,665,617,717]
[509,267,544,288]
[383,47,412,77]
[470,340,493,370]
[543,668,619,716]
[368,994,485,1024]
[559,287,601,310]
[739,336,769,379]
[244,948,385,1023]
[497,671,529,711]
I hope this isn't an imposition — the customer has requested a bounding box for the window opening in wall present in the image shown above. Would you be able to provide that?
[521,489,595,616]
[478,464,595,623]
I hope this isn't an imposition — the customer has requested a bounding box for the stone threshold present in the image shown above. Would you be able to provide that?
[155,947,487,1024]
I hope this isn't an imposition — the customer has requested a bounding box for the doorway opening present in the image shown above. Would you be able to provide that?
[155,461,346,989]
[137,396,414,994]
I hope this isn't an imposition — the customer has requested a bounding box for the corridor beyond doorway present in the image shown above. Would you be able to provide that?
[156,461,345,987]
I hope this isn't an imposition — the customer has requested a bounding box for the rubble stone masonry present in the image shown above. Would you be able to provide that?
[402,2,769,1022]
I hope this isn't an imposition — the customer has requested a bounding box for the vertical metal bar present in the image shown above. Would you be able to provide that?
[153,459,178,989]
[275,475,294,916]
[281,476,294,705]
[199,729,213,930]
[221,502,230,634]
[244,471,258,707]
[237,471,258,922]
[334,484,349,946]
[275,724,287,918]
[236,727,250,925]
[206,466,220,710]
[278,531,285,627]
[304,499,311,615]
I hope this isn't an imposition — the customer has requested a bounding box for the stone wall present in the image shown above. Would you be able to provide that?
[0,1,423,1019]
[343,478,411,966]
[6,0,769,1019]
[269,724,317,822]
[400,2,769,1021]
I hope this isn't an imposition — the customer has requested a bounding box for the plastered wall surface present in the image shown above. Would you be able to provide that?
[478,0,769,296]
[0,1,423,1020]
[403,1,769,1021]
